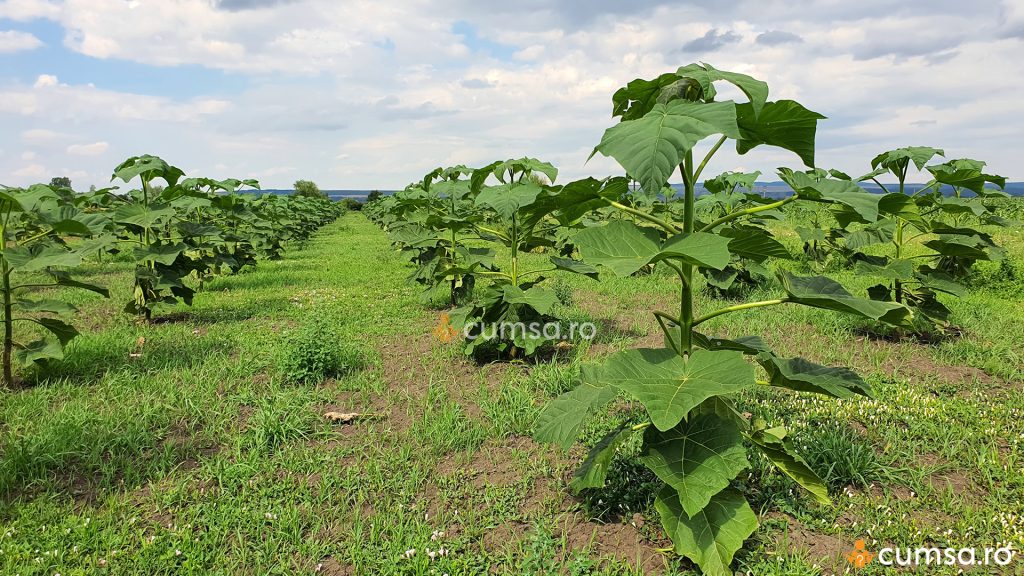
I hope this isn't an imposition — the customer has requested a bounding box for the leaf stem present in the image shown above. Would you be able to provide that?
[607,200,680,234]
[699,195,796,233]
[518,267,556,279]
[692,298,790,326]
[680,153,695,355]
[693,135,727,182]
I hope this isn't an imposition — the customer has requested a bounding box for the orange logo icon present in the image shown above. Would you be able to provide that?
[433,313,458,343]
[846,539,876,568]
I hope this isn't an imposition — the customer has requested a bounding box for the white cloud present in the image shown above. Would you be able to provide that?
[0,29,43,53]
[67,141,109,156]
[32,74,59,88]
[0,0,1021,189]
[21,128,65,143]
[12,163,47,179]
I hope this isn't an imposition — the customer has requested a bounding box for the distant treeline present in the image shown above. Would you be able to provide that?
[256,182,1024,202]
[259,189,396,201]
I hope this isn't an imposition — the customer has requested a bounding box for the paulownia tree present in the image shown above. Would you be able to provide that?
[534,63,914,576]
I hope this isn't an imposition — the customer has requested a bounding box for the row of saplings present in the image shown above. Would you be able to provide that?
[366,63,1013,575]
[0,155,345,389]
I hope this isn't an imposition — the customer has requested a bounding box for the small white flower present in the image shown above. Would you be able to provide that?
[175,549,182,556]
[403,548,416,559]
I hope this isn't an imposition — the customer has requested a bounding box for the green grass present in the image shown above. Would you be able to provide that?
[0,211,1021,575]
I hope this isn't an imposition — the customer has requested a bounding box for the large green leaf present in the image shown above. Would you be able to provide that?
[735,100,824,167]
[924,238,994,261]
[844,219,896,250]
[640,413,749,517]
[586,348,754,431]
[655,486,757,576]
[13,299,76,315]
[570,423,634,492]
[878,194,927,231]
[549,256,599,279]
[574,220,661,276]
[50,271,110,297]
[14,338,64,365]
[676,63,769,117]
[612,73,685,120]
[594,100,740,194]
[114,202,175,229]
[36,317,78,345]
[112,155,185,186]
[747,426,830,504]
[871,147,944,174]
[654,232,732,270]
[501,285,558,315]
[779,169,881,222]
[927,160,1006,195]
[475,183,544,220]
[4,245,82,271]
[549,177,629,224]
[534,381,618,450]
[758,353,872,399]
[12,185,58,211]
[717,227,791,262]
[779,272,914,328]
[854,258,915,282]
[133,242,188,266]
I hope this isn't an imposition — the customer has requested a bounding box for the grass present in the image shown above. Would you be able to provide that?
[0,210,1021,574]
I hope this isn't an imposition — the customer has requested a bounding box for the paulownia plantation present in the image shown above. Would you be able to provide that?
[367,63,1018,575]
[3,62,1020,575]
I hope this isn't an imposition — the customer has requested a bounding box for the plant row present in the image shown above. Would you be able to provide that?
[365,63,1015,575]
[1,155,345,388]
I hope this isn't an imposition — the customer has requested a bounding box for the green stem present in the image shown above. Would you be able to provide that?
[680,152,695,355]
[693,135,727,183]
[450,226,458,307]
[510,214,519,285]
[693,298,789,326]
[1,234,10,389]
[607,200,680,234]
[699,195,796,233]
[894,171,906,304]
[631,422,651,431]
[518,268,556,279]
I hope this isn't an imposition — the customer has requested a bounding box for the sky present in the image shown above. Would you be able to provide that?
[1,0,1022,191]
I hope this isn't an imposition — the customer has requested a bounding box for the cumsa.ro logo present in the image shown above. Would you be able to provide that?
[846,539,1016,568]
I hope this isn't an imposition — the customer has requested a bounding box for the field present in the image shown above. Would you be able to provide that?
[0,208,1021,575]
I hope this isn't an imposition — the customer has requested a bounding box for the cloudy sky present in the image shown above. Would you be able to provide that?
[1,0,1022,190]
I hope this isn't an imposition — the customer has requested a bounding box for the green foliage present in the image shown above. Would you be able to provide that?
[801,427,886,489]
[533,63,915,575]
[0,184,110,388]
[368,160,601,357]
[293,179,324,198]
[108,156,343,319]
[49,176,72,190]
[278,317,363,384]
[365,190,384,203]
[826,149,1012,335]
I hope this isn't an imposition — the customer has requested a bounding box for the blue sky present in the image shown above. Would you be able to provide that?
[1,0,1022,190]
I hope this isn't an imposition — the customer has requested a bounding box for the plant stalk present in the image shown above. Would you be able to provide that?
[680,151,695,355]
[693,298,789,326]
[607,201,679,234]
[699,195,797,233]
[1,239,10,389]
